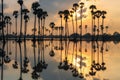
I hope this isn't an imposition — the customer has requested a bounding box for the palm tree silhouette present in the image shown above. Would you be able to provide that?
[1,0,5,42]
[63,10,70,38]
[42,11,48,37]
[73,3,79,34]
[105,26,108,34]
[32,1,40,40]
[89,5,96,40]
[70,10,75,35]
[95,10,102,40]
[9,22,12,35]
[13,10,19,40]
[22,8,30,40]
[58,11,63,38]
[79,2,84,41]
[101,11,107,35]
[4,16,11,39]
[49,22,55,37]
[37,8,43,38]
[17,0,23,42]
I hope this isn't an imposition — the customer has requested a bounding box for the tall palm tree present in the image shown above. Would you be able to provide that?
[63,10,70,37]
[4,16,11,39]
[79,2,84,40]
[32,1,40,40]
[37,8,43,38]
[70,10,75,35]
[42,11,48,37]
[49,22,55,36]
[95,10,102,40]
[58,11,63,37]
[22,9,30,40]
[17,0,23,42]
[73,3,79,34]
[89,5,97,40]
[101,10,107,35]
[13,10,19,40]
[1,0,5,42]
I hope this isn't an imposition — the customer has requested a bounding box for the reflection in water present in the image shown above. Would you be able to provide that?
[0,40,120,80]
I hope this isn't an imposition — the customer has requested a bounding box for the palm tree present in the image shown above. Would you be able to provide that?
[13,10,19,40]
[32,1,40,40]
[58,11,63,38]
[73,3,79,34]
[4,16,11,39]
[17,0,23,42]
[49,22,55,36]
[9,22,12,35]
[42,11,48,37]
[22,9,30,40]
[95,10,102,40]
[105,26,108,34]
[37,8,43,38]
[79,2,84,40]
[1,0,5,42]
[70,10,75,35]
[101,11,107,35]
[89,5,97,39]
[63,10,70,37]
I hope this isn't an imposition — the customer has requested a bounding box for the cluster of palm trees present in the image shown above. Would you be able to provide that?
[0,0,49,42]
[89,5,107,40]
[56,2,85,39]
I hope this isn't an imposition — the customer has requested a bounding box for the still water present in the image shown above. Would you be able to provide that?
[0,40,120,80]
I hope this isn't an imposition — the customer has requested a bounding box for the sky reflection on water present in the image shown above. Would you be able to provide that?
[0,40,120,80]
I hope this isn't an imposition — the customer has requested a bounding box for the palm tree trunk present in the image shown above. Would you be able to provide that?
[97,18,100,40]
[75,12,77,34]
[72,17,74,34]
[80,8,83,41]
[34,15,36,40]
[15,18,18,39]
[1,0,5,42]
[38,18,40,38]
[24,21,27,40]
[19,5,23,41]
[7,23,8,40]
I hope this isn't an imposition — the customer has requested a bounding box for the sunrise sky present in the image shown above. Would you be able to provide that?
[1,0,120,35]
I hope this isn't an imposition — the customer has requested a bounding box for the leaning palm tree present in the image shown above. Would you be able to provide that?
[22,9,30,40]
[13,10,19,40]
[17,0,23,42]
[49,22,55,36]
[79,2,84,40]
[89,5,97,39]
[32,1,40,40]
[73,3,79,34]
